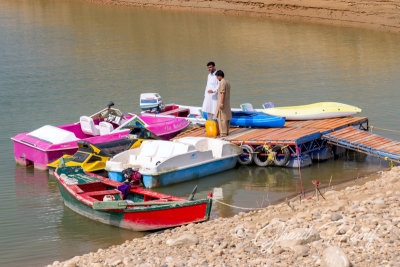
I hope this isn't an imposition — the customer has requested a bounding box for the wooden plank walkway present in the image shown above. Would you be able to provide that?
[174,117,368,146]
[323,126,400,163]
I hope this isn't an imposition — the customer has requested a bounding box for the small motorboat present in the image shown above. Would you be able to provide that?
[54,166,213,231]
[106,137,242,188]
[47,126,161,174]
[140,93,285,128]
[11,103,189,170]
[262,102,362,120]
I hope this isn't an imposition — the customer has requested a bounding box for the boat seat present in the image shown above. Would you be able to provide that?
[80,116,100,136]
[106,161,123,172]
[240,103,254,112]
[85,189,121,196]
[172,143,192,156]
[128,154,137,164]
[262,102,275,109]
[99,121,114,135]
[152,142,175,164]
[136,141,160,165]
[209,139,224,158]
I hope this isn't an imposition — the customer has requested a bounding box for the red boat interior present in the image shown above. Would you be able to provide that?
[72,180,180,204]
[146,105,190,117]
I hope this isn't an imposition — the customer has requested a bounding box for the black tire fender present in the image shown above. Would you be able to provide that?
[272,145,290,166]
[253,145,274,167]
[238,145,254,165]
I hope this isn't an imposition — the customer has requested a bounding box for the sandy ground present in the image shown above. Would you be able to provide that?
[87,0,400,33]
[48,166,400,266]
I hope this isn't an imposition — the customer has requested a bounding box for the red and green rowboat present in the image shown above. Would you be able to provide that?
[54,166,212,231]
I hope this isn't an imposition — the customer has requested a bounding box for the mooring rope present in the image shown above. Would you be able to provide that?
[370,126,400,134]
[213,199,265,211]
[296,146,305,198]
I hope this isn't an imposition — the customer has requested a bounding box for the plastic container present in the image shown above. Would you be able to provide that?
[205,120,219,137]
[108,171,124,182]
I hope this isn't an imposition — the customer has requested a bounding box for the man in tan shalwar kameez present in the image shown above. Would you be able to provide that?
[214,70,232,137]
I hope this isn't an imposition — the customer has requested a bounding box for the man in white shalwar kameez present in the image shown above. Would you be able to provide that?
[202,62,219,120]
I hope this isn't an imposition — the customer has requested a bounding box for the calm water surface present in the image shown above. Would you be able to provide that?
[0,0,399,266]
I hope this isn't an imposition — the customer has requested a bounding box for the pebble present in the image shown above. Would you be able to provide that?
[321,246,350,267]
[47,166,400,267]
[330,212,343,221]
[166,233,199,246]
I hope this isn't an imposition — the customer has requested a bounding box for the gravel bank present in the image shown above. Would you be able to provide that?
[48,166,400,266]
[87,0,400,33]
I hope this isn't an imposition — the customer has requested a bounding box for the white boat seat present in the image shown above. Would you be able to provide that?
[172,143,193,156]
[135,141,160,165]
[80,116,100,136]
[128,154,137,164]
[152,142,175,164]
[99,121,114,135]
[106,161,123,172]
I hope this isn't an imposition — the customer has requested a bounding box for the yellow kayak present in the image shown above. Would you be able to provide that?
[262,102,362,120]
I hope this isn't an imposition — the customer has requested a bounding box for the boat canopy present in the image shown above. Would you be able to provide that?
[28,125,78,144]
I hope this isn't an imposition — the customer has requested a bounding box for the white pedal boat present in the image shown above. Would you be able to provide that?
[105,137,242,188]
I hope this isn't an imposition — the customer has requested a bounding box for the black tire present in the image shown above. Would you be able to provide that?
[253,145,274,167]
[272,145,290,167]
[238,145,254,165]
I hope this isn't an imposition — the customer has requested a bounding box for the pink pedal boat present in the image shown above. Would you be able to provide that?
[11,104,189,170]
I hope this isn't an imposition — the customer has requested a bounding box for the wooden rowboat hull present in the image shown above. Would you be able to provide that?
[55,167,212,231]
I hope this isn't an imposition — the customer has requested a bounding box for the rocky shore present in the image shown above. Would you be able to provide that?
[87,0,400,33]
[49,166,400,266]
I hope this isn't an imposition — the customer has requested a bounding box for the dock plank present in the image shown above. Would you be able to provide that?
[323,126,400,163]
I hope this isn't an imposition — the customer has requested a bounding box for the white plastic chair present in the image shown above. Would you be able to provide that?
[99,121,114,135]
[80,116,100,136]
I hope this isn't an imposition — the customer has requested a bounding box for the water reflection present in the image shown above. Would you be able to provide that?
[0,0,398,265]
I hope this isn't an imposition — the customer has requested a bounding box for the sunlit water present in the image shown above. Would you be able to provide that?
[0,0,399,266]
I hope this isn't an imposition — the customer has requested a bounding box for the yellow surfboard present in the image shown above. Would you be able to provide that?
[262,102,361,120]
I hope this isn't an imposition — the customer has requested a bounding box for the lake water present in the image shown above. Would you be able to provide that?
[0,0,399,266]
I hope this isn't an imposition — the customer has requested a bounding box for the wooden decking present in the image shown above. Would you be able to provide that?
[323,126,400,163]
[174,117,368,146]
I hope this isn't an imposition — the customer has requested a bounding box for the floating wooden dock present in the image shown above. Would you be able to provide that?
[174,117,371,167]
[175,116,400,167]
[175,117,368,146]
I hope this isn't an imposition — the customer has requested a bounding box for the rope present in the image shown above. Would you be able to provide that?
[370,126,400,134]
[213,199,265,210]
[296,146,305,198]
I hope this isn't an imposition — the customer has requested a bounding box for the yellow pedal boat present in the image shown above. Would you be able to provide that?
[262,102,361,120]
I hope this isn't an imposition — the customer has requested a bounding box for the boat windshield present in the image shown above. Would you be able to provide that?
[72,152,90,163]
[127,126,160,140]
[120,117,146,130]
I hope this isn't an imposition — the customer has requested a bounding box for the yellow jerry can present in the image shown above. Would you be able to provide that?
[205,120,219,138]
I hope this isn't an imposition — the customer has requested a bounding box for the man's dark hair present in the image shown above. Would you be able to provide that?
[215,70,224,78]
[207,61,215,67]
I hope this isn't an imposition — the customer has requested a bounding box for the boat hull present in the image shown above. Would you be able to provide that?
[13,140,78,170]
[262,102,362,120]
[55,172,212,231]
[12,131,129,170]
[142,156,238,188]
[230,112,285,128]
